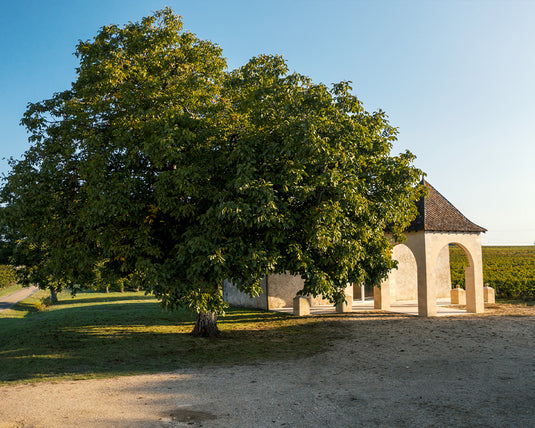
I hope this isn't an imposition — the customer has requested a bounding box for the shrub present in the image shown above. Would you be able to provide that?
[0,265,17,288]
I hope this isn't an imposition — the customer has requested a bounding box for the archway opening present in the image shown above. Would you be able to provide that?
[433,242,476,310]
[353,283,374,301]
[449,243,471,291]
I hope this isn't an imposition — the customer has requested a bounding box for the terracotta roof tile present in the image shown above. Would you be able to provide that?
[407,179,487,233]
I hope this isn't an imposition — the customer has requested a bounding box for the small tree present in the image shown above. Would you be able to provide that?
[0,9,423,336]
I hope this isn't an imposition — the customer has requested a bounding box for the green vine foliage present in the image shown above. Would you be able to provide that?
[450,246,535,299]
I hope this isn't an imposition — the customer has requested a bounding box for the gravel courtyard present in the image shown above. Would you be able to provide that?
[1,305,534,427]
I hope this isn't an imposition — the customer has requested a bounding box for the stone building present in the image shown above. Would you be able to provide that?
[223,180,487,316]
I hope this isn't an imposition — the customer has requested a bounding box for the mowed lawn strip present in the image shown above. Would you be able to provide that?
[0,283,23,298]
[0,290,347,384]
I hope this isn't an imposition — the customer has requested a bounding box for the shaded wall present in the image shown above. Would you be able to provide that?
[435,244,452,298]
[388,240,452,301]
[223,278,268,310]
[223,273,342,309]
[389,243,418,301]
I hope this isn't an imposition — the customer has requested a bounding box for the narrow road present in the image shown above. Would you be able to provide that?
[0,285,39,313]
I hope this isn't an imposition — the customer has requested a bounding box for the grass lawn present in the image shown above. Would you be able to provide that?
[0,283,23,298]
[496,298,535,306]
[0,290,346,385]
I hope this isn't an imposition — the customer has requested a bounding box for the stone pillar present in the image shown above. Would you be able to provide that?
[293,296,310,316]
[451,287,466,305]
[374,278,390,311]
[483,286,495,304]
[415,234,436,317]
[336,283,354,313]
[465,264,484,313]
[336,292,353,313]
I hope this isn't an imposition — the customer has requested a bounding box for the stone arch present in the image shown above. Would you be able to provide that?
[442,241,474,268]
[374,231,485,316]
[434,243,456,299]
[374,236,425,311]
[441,241,473,292]
[425,232,484,314]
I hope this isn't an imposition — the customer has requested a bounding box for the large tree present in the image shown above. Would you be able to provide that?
[0,9,423,336]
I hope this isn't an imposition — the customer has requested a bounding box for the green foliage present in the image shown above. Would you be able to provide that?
[0,209,16,264]
[0,265,17,288]
[450,246,535,299]
[449,245,469,288]
[0,8,423,327]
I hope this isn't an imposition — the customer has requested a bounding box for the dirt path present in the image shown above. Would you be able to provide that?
[0,286,39,313]
[1,307,534,427]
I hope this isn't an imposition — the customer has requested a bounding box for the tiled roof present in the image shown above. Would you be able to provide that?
[407,179,487,233]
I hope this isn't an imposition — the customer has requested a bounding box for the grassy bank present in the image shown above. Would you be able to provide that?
[0,290,346,385]
[0,283,23,298]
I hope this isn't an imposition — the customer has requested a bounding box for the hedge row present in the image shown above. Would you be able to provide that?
[0,265,17,288]
[450,246,535,299]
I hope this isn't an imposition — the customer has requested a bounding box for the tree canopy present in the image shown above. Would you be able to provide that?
[0,8,423,336]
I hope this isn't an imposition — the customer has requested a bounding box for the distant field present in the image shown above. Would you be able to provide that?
[450,246,535,299]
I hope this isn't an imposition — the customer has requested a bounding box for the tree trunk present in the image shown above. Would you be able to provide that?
[191,311,220,337]
[105,285,109,293]
[50,288,58,304]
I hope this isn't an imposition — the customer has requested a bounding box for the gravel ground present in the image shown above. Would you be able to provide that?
[0,305,534,427]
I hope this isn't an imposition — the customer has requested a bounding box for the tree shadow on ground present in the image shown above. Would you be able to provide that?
[0,301,343,384]
[58,294,156,306]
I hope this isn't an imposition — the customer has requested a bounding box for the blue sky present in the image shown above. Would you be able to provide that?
[1,0,534,245]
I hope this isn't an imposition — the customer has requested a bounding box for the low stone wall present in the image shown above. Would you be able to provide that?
[223,274,337,309]
[266,274,333,308]
[222,278,268,310]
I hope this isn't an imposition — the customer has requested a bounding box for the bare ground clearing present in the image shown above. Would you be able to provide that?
[1,304,534,427]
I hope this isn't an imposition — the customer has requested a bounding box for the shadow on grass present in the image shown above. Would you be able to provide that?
[0,301,18,311]
[496,299,535,306]
[62,294,156,306]
[0,300,346,384]
[3,300,43,315]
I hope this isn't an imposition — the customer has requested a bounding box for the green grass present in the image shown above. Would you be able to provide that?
[0,290,347,385]
[0,283,23,298]
[496,298,535,306]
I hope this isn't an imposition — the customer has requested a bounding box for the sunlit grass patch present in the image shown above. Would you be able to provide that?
[0,290,346,384]
[0,283,23,298]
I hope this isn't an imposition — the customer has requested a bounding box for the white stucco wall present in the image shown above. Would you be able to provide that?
[389,243,418,301]
[388,238,450,301]
[266,274,334,308]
